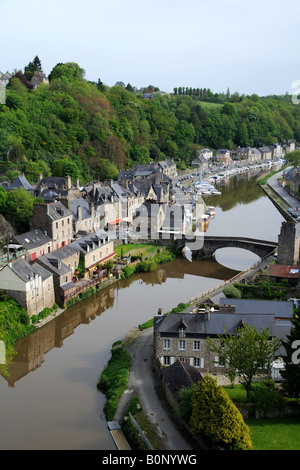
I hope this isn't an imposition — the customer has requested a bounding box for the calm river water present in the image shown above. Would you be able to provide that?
[0,169,284,450]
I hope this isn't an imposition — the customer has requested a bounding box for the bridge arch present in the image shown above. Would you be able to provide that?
[177,235,277,260]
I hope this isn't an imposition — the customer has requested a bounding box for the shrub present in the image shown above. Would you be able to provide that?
[223,284,241,299]
[97,347,131,420]
[190,375,252,450]
[249,380,283,413]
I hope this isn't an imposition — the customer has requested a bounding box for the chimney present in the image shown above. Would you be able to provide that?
[66,175,72,190]
[77,205,82,221]
[204,304,210,321]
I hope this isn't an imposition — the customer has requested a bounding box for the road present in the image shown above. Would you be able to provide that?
[115,327,194,450]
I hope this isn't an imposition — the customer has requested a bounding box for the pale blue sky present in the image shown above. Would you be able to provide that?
[1,0,300,96]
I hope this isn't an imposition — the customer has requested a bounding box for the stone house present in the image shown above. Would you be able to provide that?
[0,259,55,317]
[131,202,165,238]
[36,231,115,306]
[36,243,79,306]
[153,299,293,372]
[158,159,177,178]
[159,360,202,414]
[258,147,272,160]
[69,198,102,237]
[288,168,300,197]
[35,175,81,202]
[251,148,262,161]
[237,147,252,161]
[6,173,36,196]
[12,228,53,262]
[30,201,73,250]
[216,149,232,165]
[269,143,284,159]
[283,140,296,154]
[198,148,213,160]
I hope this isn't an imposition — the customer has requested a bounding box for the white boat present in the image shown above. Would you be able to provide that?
[206,206,216,216]
[211,190,221,195]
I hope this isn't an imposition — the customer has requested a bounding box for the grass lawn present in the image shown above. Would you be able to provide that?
[246,417,300,450]
[114,243,160,257]
[197,100,223,110]
[224,384,300,450]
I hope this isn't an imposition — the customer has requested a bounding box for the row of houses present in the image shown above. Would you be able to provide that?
[196,141,295,166]
[0,160,180,315]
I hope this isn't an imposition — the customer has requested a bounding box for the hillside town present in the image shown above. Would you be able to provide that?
[0,140,298,318]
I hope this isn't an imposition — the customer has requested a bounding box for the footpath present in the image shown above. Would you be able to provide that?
[109,168,300,450]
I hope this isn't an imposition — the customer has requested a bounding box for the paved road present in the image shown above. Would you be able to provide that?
[115,327,194,451]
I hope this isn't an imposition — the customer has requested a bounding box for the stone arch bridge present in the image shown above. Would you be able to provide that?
[175,235,277,260]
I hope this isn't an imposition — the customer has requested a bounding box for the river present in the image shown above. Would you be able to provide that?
[0,169,284,450]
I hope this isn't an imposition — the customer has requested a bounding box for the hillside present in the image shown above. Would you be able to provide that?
[1,59,300,185]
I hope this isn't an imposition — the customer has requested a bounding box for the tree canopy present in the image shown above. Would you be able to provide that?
[1,58,300,187]
[206,323,281,398]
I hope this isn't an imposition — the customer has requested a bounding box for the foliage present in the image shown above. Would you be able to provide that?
[206,323,282,399]
[178,385,196,422]
[281,310,300,398]
[223,284,241,298]
[189,375,252,450]
[0,294,36,375]
[97,346,131,420]
[249,379,283,413]
[1,59,300,187]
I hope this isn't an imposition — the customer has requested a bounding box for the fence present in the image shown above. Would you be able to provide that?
[189,250,276,304]
[129,412,154,450]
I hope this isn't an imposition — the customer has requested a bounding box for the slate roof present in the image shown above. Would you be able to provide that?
[69,197,91,221]
[47,201,72,220]
[13,228,52,250]
[7,174,34,191]
[10,258,52,282]
[219,298,294,318]
[154,312,275,337]
[161,360,202,399]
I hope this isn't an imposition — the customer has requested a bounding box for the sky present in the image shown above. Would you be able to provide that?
[1,0,300,96]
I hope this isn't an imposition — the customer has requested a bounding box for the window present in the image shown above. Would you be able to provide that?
[193,358,204,368]
[179,328,186,338]
[179,340,186,351]
[194,340,200,351]
[163,356,171,366]
[163,340,170,350]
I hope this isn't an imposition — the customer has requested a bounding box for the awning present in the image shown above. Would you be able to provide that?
[87,252,117,270]
[107,219,125,226]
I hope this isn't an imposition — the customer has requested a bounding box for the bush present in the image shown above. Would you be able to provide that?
[223,284,242,299]
[190,375,252,450]
[97,347,131,420]
[249,380,282,413]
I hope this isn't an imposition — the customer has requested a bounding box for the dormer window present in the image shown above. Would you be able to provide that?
[179,327,186,338]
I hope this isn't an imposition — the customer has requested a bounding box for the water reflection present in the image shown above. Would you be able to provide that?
[4,258,239,387]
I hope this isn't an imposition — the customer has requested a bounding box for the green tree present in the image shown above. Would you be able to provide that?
[206,323,281,399]
[189,376,252,450]
[51,158,81,180]
[97,158,119,181]
[285,150,300,168]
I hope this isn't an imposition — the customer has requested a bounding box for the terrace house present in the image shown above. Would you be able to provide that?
[30,201,73,250]
[12,228,53,262]
[0,259,55,317]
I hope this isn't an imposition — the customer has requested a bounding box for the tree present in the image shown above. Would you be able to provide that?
[206,323,281,399]
[51,158,81,180]
[285,150,300,168]
[97,158,119,181]
[281,310,300,397]
[189,375,252,450]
